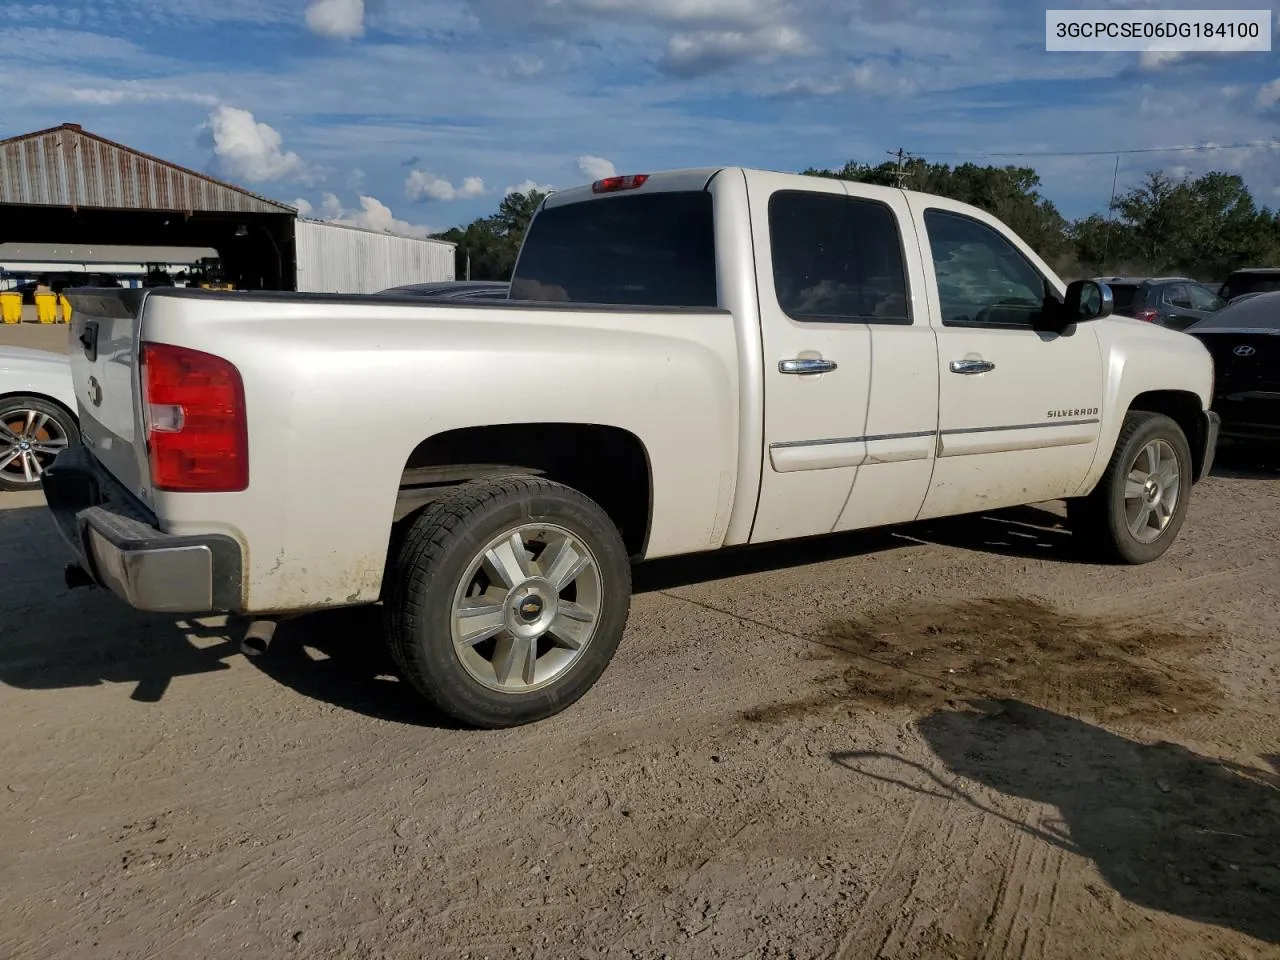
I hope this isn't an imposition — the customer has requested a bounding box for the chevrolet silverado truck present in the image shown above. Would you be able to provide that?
[45,167,1219,728]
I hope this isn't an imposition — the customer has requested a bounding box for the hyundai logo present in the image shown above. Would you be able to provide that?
[1233,345,1256,357]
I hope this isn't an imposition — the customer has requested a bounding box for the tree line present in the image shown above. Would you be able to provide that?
[434,158,1280,284]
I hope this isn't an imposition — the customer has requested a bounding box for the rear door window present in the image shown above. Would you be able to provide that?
[1163,283,1193,308]
[510,191,717,307]
[767,190,912,324]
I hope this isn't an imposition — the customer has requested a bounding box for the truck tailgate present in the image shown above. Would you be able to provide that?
[65,289,153,504]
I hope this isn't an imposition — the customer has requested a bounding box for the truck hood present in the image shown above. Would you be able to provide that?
[1097,314,1214,408]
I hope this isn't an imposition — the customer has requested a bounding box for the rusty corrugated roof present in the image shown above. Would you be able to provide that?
[0,123,296,215]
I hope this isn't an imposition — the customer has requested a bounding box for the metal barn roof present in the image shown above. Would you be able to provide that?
[0,242,220,265]
[0,123,295,215]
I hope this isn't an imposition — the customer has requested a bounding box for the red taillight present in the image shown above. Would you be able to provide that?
[591,174,649,193]
[141,342,248,493]
[1133,308,1160,323]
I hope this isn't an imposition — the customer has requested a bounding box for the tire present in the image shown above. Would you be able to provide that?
[0,395,80,492]
[1067,411,1192,564]
[383,476,632,729]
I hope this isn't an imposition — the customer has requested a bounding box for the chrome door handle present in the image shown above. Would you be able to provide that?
[780,358,838,375]
[949,359,995,375]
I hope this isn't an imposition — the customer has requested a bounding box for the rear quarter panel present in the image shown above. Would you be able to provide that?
[139,295,740,613]
[0,347,77,413]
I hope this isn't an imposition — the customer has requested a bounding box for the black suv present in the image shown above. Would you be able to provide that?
[1218,268,1280,303]
[1093,276,1225,330]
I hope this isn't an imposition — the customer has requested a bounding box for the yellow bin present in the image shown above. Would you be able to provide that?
[59,294,73,324]
[35,293,58,324]
[0,292,22,324]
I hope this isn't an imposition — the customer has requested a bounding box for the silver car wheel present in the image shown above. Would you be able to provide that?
[1123,439,1181,544]
[450,523,603,694]
[0,408,70,487]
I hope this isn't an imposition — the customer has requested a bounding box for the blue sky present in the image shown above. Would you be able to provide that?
[2,0,1278,236]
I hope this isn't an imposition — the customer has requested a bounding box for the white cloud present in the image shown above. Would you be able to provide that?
[1258,78,1280,110]
[305,0,365,39]
[206,105,312,183]
[321,193,344,218]
[505,179,556,195]
[3,27,154,64]
[294,197,315,216]
[469,0,784,30]
[1138,49,1183,70]
[577,155,617,179]
[320,193,435,239]
[67,86,219,107]
[847,60,920,97]
[405,170,487,201]
[660,24,807,76]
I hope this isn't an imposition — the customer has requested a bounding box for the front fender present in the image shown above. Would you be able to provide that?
[1073,321,1214,496]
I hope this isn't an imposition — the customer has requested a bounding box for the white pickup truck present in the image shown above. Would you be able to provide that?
[48,167,1219,728]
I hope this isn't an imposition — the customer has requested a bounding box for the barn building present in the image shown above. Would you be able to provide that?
[0,123,454,296]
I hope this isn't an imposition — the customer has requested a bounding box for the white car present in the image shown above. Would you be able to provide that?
[0,346,79,491]
[48,167,1218,728]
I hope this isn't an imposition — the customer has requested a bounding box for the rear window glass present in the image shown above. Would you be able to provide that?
[510,191,717,307]
[1107,284,1142,312]
[1221,274,1280,300]
[1188,292,1280,330]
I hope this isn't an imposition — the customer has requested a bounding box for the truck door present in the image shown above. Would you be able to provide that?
[747,175,937,543]
[909,198,1105,519]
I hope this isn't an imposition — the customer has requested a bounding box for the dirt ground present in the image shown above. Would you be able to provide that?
[2,446,1279,960]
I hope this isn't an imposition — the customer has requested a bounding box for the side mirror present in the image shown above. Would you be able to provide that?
[1063,279,1113,323]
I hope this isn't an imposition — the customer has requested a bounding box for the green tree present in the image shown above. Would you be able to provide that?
[1105,170,1280,280]
[803,158,1069,262]
[434,188,551,281]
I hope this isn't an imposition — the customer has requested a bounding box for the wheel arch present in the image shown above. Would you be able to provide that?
[1127,389,1211,482]
[0,390,79,427]
[391,422,654,559]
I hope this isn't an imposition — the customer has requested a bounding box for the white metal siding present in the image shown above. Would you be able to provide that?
[294,220,455,293]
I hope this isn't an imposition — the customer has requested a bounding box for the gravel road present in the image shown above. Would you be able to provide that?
[1,451,1277,960]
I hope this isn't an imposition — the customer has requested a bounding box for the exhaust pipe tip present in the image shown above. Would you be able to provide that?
[240,619,279,658]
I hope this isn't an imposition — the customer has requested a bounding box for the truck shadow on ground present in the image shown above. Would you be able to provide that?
[0,499,1098,726]
[831,700,1280,946]
[895,505,1085,564]
[631,503,1080,592]
[0,504,239,703]
[247,607,465,728]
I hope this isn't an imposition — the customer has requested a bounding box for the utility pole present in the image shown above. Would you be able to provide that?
[1101,154,1121,267]
[886,148,914,188]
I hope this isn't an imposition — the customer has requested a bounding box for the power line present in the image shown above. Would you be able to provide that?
[910,140,1280,159]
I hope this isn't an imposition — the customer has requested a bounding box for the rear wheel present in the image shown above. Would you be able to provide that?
[1067,411,1192,564]
[383,477,632,728]
[0,395,79,492]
